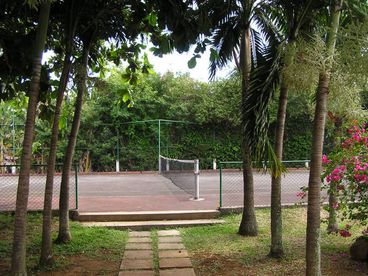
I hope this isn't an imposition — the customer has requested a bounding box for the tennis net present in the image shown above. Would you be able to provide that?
[159,155,201,199]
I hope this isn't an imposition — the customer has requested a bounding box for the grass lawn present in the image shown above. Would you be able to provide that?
[0,207,367,275]
[181,207,368,275]
[0,213,127,275]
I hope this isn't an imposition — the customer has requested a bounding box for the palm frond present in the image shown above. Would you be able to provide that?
[242,37,282,162]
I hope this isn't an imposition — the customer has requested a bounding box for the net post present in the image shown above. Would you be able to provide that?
[194,159,200,200]
[159,155,162,173]
[166,159,170,171]
[219,161,222,208]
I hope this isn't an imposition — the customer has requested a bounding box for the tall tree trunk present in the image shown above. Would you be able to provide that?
[306,1,342,275]
[56,38,91,244]
[39,49,73,265]
[326,116,342,234]
[40,0,79,262]
[269,83,288,258]
[11,2,51,275]
[238,28,258,236]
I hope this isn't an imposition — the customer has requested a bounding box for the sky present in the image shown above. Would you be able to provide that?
[146,47,234,82]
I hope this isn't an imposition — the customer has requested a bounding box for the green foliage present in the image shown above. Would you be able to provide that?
[0,213,127,274]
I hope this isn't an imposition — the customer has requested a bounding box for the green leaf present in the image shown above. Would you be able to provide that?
[188,57,197,69]
[210,48,219,62]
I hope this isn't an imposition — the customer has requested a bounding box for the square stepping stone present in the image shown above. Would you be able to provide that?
[120,259,153,270]
[124,250,153,259]
[159,268,196,276]
[157,230,180,236]
[159,250,189,258]
[126,243,152,250]
[159,257,192,269]
[159,236,182,243]
[119,271,155,276]
[158,243,184,250]
[129,231,151,237]
[129,237,151,243]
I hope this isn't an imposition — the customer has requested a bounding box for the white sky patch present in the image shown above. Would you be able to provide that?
[146,46,234,82]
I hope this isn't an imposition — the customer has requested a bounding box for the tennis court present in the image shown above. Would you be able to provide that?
[0,167,310,212]
[76,169,309,211]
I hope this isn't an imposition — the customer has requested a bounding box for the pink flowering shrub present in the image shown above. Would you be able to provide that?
[321,123,368,237]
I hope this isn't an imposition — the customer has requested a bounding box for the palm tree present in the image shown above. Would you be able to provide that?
[306,0,343,275]
[40,0,80,264]
[11,1,51,274]
[206,0,280,236]
[261,0,315,258]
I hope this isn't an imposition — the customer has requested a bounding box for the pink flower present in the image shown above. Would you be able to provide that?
[322,154,331,165]
[297,191,307,199]
[339,229,352,237]
[332,202,339,209]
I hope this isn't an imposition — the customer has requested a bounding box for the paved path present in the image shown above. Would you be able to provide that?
[119,230,195,276]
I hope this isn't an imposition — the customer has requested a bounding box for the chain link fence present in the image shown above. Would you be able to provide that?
[219,160,310,208]
[0,164,77,211]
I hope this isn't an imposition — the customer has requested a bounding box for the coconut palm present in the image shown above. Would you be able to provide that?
[205,0,281,236]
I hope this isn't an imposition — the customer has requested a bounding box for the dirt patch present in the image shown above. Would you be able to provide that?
[191,251,368,276]
[0,255,120,276]
[39,254,119,276]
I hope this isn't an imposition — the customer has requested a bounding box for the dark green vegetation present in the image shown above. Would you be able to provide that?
[0,213,127,275]
[181,208,368,275]
[1,72,314,172]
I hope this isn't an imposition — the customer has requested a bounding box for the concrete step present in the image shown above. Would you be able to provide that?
[80,219,225,230]
[76,210,220,222]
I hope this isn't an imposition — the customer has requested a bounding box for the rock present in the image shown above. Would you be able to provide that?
[350,236,368,262]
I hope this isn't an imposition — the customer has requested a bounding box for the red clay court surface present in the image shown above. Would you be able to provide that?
[0,170,310,212]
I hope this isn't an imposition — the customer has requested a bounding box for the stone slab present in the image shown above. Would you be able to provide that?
[120,259,153,270]
[129,237,152,243]
[129,231,151,237]
[118,271,155,276]
[159,236,182,243]
[126,243,152,250]
[159,268,196,276]
[159,257,192,269]
[124,250,153,259]
[159,250,189,258]
[157,230,180,236]
[158,243,184,250]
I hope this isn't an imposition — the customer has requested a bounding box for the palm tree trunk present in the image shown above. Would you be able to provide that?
[306,73,329,276]
[269,83,288,257]
[306,2,342,275]
[11,1,51,274]
[56,38,91,244]
[39,49,73,265]
[238,27,258,236]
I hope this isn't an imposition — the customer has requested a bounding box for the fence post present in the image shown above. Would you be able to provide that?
[219,161,222,208]
[194,159,200,200]
[74,164,78,210]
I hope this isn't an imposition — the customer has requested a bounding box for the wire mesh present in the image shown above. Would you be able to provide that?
[0,164,77,211]
[219,160,310,207]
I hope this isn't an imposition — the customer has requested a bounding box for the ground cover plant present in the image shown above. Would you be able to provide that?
[181,208,368,276]
[0,213,127,275]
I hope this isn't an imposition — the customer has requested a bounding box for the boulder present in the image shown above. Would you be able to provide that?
[350,236,368,262]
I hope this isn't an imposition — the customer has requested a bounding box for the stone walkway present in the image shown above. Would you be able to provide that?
[118,230,196,276]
